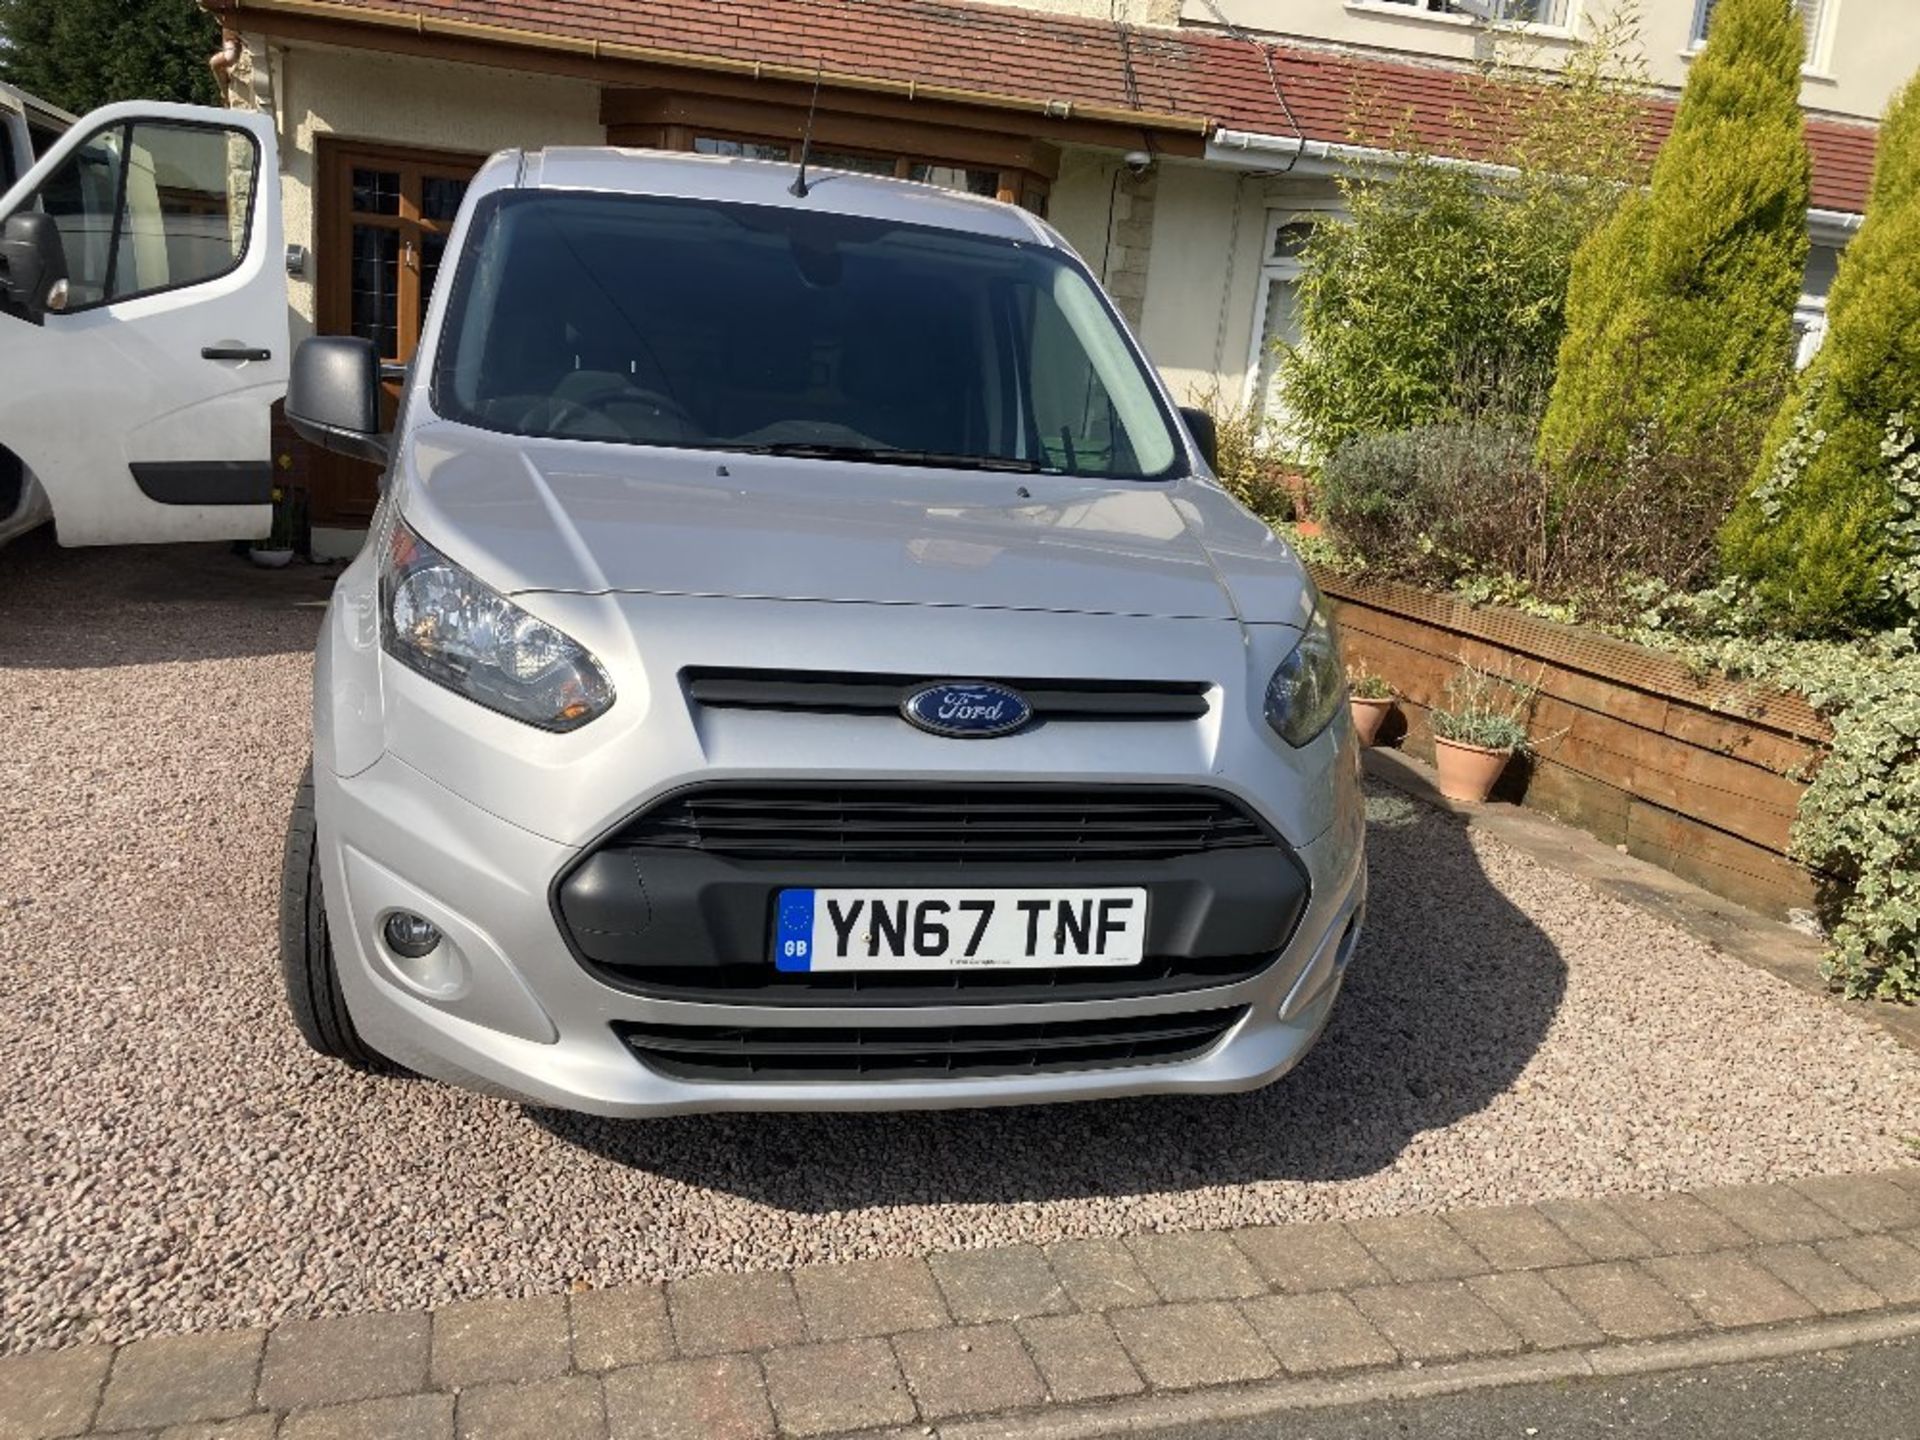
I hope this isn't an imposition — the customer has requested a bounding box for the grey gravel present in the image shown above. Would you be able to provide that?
[4,536,1919,1355]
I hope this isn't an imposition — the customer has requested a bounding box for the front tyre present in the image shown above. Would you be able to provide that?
[279,761,387,1070]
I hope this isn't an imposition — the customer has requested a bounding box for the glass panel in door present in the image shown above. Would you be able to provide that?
[350,224,400,360]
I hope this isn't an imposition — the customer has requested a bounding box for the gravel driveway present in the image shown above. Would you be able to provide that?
[4,536,1918,1356]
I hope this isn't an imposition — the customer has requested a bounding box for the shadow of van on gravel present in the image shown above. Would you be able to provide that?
[0,527,334,670]
[530,782,1568,1208]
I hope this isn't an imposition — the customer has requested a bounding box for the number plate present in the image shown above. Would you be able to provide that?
[773,888,1149,972]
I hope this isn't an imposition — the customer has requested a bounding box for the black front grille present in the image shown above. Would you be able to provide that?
[684,668,1210,722]
[557,784,1309,1005]
[587,953,1278,1005]
[615,1007,1247,1082]
[610,785,1269,865]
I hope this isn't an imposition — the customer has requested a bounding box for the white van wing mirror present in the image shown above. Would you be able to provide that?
[0,211,69,324]
[287,336,388,465]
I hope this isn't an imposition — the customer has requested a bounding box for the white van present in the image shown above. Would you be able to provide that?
[0,98,285,547]
[0,81,74,194]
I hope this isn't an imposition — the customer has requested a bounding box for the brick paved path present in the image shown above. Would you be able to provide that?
[5,1169,1919,1440]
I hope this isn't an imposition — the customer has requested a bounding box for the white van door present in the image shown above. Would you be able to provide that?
[0,102,287,546]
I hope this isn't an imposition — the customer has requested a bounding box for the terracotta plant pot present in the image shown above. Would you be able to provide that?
[1432,736,1511,803]
[1349,696,1395,747]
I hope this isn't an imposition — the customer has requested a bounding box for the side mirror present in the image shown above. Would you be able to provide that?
[0,212,70,324]
[1178,405,1219,473]
[287,336,389,464]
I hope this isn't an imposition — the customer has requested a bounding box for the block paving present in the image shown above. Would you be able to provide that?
[4,1168,1918,1439]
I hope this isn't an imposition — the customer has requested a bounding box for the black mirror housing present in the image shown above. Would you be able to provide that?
[287,336,389,464]
[0,212,70,324]
[1178,405,1219,474]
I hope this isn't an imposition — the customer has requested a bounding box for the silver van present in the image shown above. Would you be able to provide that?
[280,147,1368,1115]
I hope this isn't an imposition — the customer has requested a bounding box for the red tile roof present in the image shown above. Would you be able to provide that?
[207,0,1879,213]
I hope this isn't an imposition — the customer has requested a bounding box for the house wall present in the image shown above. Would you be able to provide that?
[1006,0,1915,123]
[1041,151,1163,329]
[1200,0,1918,121]
[244,40,604,339]
[1129,163,1341,411]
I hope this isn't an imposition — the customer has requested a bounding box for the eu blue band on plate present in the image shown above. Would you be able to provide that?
[775,888,816,972]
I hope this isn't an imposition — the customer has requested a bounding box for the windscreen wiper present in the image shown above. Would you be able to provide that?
[746,443,1048,474]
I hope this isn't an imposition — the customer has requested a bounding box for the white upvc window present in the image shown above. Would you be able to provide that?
[1691,0,1832,68]
[1351,0,1575,30]
[1243,208,1335,451]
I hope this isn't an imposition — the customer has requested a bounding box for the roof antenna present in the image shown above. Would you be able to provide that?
[789,61,824,198]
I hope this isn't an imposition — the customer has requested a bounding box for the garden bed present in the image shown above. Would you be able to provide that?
[1320,570,1831,919]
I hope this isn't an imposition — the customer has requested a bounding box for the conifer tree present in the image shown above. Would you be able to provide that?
[0,0,220,115]
[1720,69,1920,633]
[1536,0,1810,493]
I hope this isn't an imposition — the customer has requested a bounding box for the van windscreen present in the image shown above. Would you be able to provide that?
[430,190,1183,480]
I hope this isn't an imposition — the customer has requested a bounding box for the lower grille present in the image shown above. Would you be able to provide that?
[557,784,1309,1005]
[607,785,1269,864]
[614,1007,1247,1082]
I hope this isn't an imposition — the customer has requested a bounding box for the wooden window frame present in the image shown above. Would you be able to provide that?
[315,136,486,363]
[311,137,484,527]
[604,87,1057,212]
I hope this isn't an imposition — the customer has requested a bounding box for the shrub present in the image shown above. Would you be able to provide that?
[1623,592,1920,1004]
[1720,70,1920,635]
[1278,14,1647,458]
[1316,418,1736,606]
[1430,663,1538,752]
[1348,665,1394,700]
[1185,383,1297,523]
[1537,0,1810,496]
[1317,424,1539,583]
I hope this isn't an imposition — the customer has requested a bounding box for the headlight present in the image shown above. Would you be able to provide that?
[379,516,614,732]
[1263,601,1344,747]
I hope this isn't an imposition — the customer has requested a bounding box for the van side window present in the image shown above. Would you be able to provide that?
[35,126,124,307]
[25,120,257,311]
[1017,282,1133,476]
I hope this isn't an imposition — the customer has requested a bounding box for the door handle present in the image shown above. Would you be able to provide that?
[202,345,273,362]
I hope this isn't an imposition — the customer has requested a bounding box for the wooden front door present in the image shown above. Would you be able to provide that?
[311,139,482,528]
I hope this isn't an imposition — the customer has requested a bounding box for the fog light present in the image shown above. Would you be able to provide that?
[383,911,442,959]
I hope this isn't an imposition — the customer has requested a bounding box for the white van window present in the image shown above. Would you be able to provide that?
[29,120,256,310]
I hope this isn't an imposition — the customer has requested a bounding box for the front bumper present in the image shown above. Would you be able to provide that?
[312,749,1366,1117]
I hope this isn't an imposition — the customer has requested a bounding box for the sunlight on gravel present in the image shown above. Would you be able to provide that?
[3,540,1918,1353]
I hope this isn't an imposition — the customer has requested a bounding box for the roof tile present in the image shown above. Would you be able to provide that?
[208,0,1877,212]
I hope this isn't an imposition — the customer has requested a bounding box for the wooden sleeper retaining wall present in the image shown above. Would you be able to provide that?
[1318,572,1830,919]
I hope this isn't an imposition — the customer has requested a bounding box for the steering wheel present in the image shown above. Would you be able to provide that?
[550,371,701,435]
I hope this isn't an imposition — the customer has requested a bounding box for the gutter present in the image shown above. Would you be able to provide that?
[208,0,1215,136]
[1211,127,1530,183]
[1208,127,1869,227]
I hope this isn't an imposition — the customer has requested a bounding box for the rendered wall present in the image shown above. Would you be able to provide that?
[1005,0,1910,122]
[248,40,604,339]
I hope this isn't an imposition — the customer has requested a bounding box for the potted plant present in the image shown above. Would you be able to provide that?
[250,484,300,568]
[1347,665,1396,746]
[1428,662,1537,803]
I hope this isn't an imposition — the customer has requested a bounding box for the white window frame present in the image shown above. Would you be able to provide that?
[1241,204,1340,452]
[1345,0,1579,37]
[1689,0,1834,72]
